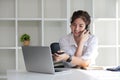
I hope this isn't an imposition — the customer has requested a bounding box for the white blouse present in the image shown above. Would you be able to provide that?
[59,33,98,67]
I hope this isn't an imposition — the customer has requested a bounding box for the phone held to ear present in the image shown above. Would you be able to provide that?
[85,27,90,34]
[85,27,89,31]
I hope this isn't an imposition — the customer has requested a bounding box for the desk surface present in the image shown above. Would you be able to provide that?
[7,69,120,80]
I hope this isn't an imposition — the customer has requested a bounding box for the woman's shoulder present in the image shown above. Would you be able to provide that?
[88,34,98,43]
[89,34,97,39]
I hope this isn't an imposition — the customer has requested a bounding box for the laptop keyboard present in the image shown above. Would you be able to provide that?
[55,68,70,72]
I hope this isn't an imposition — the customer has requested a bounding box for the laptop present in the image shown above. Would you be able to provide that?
[22,46,69,74]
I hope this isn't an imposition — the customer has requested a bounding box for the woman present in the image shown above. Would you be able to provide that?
[53,10,98,68]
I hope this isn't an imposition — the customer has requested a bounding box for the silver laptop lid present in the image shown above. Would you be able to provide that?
[22,46,55,74]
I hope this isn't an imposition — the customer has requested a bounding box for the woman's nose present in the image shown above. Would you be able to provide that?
[75,25,79,31]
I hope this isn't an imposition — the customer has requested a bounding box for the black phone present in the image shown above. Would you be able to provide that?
[50,43,60,54]
[85,26,89,31]
[85,26,90,34]
[56,52,64,55]
[50,43,64,55]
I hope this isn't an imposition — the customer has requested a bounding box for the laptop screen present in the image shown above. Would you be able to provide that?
[22,46,55,74]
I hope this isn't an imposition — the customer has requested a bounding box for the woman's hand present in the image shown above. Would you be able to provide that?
[53,53,69,62]
[74,30,90,57]
[79,30,90,44]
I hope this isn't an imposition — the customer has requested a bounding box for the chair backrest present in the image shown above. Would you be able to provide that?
[50,42,60,54]
[50,42,64,68]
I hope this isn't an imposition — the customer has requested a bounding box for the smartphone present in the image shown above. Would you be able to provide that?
[85,26,89,31]
[85,26,90,34]
[50,43,60,54]
[56,52,64,55]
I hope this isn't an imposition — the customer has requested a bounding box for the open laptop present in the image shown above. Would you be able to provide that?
[22,46,69,74]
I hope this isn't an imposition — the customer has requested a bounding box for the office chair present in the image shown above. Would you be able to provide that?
[50,42,60,54]
[50,42,64,68]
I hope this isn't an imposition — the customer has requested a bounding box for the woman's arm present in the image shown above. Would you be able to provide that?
[74,30,90,57]
[70,56,90,68]
[53,53,90,68]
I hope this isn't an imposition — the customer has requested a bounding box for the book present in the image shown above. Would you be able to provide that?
[84,66,104,70]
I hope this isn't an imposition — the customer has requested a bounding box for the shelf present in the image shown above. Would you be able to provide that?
[17,18,42,21]
[0,50,15,76]
[70,0,93,17]
[94,0,116,18]
[98,45,116,48]
[0,0,15,18]
[94,20,116,45]
[44,21,67,46]
[118,48,120,65]
[44,0,67,18]
[18,21,42,46]
[18,0,41,18]
[18,49,26,70]
[0,18,15,20]
[94,18,116,21]
[44,18,67,21]
[0,21,15,47]
[96,48,116,66]
[0,75,7,80]
[119,0,120,18]
[118,21,120,45]
[0,47,16,49]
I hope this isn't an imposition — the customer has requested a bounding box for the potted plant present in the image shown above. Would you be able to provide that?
[20,33,31,46]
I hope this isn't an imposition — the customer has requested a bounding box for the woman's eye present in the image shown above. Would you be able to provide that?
[79,25,83,27]
[79,24,84,28]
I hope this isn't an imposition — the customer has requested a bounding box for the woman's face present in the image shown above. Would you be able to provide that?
[71,18,86,37]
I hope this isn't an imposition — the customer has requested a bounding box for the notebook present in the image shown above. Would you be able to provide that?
[22,46,69,74]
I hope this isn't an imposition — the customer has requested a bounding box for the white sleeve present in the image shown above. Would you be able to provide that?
[81,36,98,61]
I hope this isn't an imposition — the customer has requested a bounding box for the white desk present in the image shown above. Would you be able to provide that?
[7,69,120,80]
